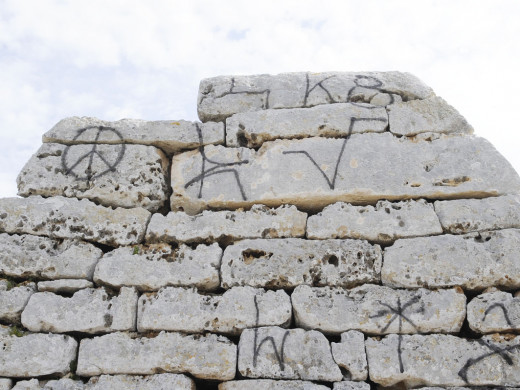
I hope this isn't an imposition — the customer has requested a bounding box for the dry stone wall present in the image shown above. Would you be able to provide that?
[1,71,520,389]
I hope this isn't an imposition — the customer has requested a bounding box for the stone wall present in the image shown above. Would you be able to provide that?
[1,71,520,389]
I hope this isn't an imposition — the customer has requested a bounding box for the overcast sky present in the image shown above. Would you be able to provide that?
[1,0,520,198]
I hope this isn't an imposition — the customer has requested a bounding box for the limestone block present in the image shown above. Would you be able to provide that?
[0,379,12,390]
[37,279,93,293]
[225,103,388,148]
[333,382,370,390]
[382,229,520,290]
[238,326,342,381]
[85,374,195,390]
[0,196,151,247]
[467,290,520,333]
[137,286,291,335]
[21,287,137,334]
[219,380,330,390]
[94,243,221,291]
[434,195,520,234]
[0,281,36,324]
[307,199,442,243]
[77,331,237,380]
[43,116,224,154]
[292,285,465,335]
[12,379,84,390]
[221,239,382,289]
[366,334,520,387]
[0,329,77,377]
[331,331,368,380]
[388,96,473,136]
[146,204,307,244]
[170,133,520,215]
[17,143,169,212]
[198,71,433,121]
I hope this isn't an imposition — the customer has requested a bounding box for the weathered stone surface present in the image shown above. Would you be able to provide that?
[467,290,520,333]
[366,334,520,387]
[137,286,291,335]
[198,71,433,122]
[37,279,93,293]
[0,281,36,324]
[307,199,442,243]
[0,196,151,247]
[43,116,224,154]
[221,239,381,289]
[94,243,221,291]
[219,380,330,390]
[388,96,473,136]
[0,379,12,390]
[21,287,137,334]
[382,229,520,290]
[0,234,102,280]
[0,327,77,377]
[331,331,368,380]
[434,195,520,234]
[12,379,84,390]
[333,382,370,390]
[238,326,342,381]
[17,143,169,212]
[86,374,195,390]
[170,133,520,215]
[225,103,388,148]
[292,285,465,335]
[77,331,236,380]
[146,205,307,244]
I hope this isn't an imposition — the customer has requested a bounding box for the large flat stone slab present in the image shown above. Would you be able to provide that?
[0,196,151,247]
[86,374,195,390]
[382,229,520,290]
[37,279,93,294]
[467,290,520,333]
[219,380,330,390]
[307,199,442,243]
[94,243,222,291]
[146,205,307,244]
[331,331,368,380]
[238,326,342,381]
[77,331,237,380]
[198,71,433,121]
[0,281,36,324]
[170,133,520,214]
[292,285,465,335]
[43,116,224,154]
[17,143,169,212]
[221,239,382,289]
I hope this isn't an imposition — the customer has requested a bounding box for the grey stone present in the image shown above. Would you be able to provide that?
[85,374,195,390]
[0,234,101,280]
[0,379,12,390]
[198,71,433,122]
[17,143,169,212]
[225,103,388,148]
[0,281,36,324]
[37,279,94,293]
[21,287,137,334]
[221,239,381,289]
[382,229,520,290]
[434,195,520,234]
[331,331,368,380]
[467,290,520,333]
[292,285,466,335]
[77,331,236,380]
[12,379,84,390]
[388,96,473,136]
[238,326,342,381]
[146,204,307,244]
[219,380,330,390]
[333,382,371,390]
[137,286,291,335]
[94,243,221,291]
[0,196,151,247]
[170,133,520,215]
[43,116,224,154]
[307,199,442,243]
[366,334,520,387]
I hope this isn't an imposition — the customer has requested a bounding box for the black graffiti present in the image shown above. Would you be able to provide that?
[347,75,396,106]
[303,74,337,107]
[215,77,271,109]
[483,303,515,328]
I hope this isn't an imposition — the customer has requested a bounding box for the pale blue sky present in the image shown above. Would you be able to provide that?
[1,0,520,198]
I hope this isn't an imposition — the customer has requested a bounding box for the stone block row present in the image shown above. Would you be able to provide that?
[219,381,369,390]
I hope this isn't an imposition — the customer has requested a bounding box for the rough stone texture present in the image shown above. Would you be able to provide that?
[170,133,520,215]
[0,196,151,247]
[366,334,520,387]
[238,326,342,381]
[333,382,370,390]
[434,195,520,234]
[198,71,433,122]
[94,243,221,291]
[77,331,237,380]
[307,199,442,243]
[146,205,307,244]
[388,96,473,136]
[225,103,388,148]
[43,116,224,154]
[382,229,520,290]
[37,279,93,293]
[21,287,137,334]
[17,143,169,212]
[86,374,195,390]
[221,239,382,289]
[11,379,84,390]
[467,290,520,333]
[219,380,330,390]
[293,285,465,335]
[0,281,36,324]
[331,331,368,380]
[0,379,12,390]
